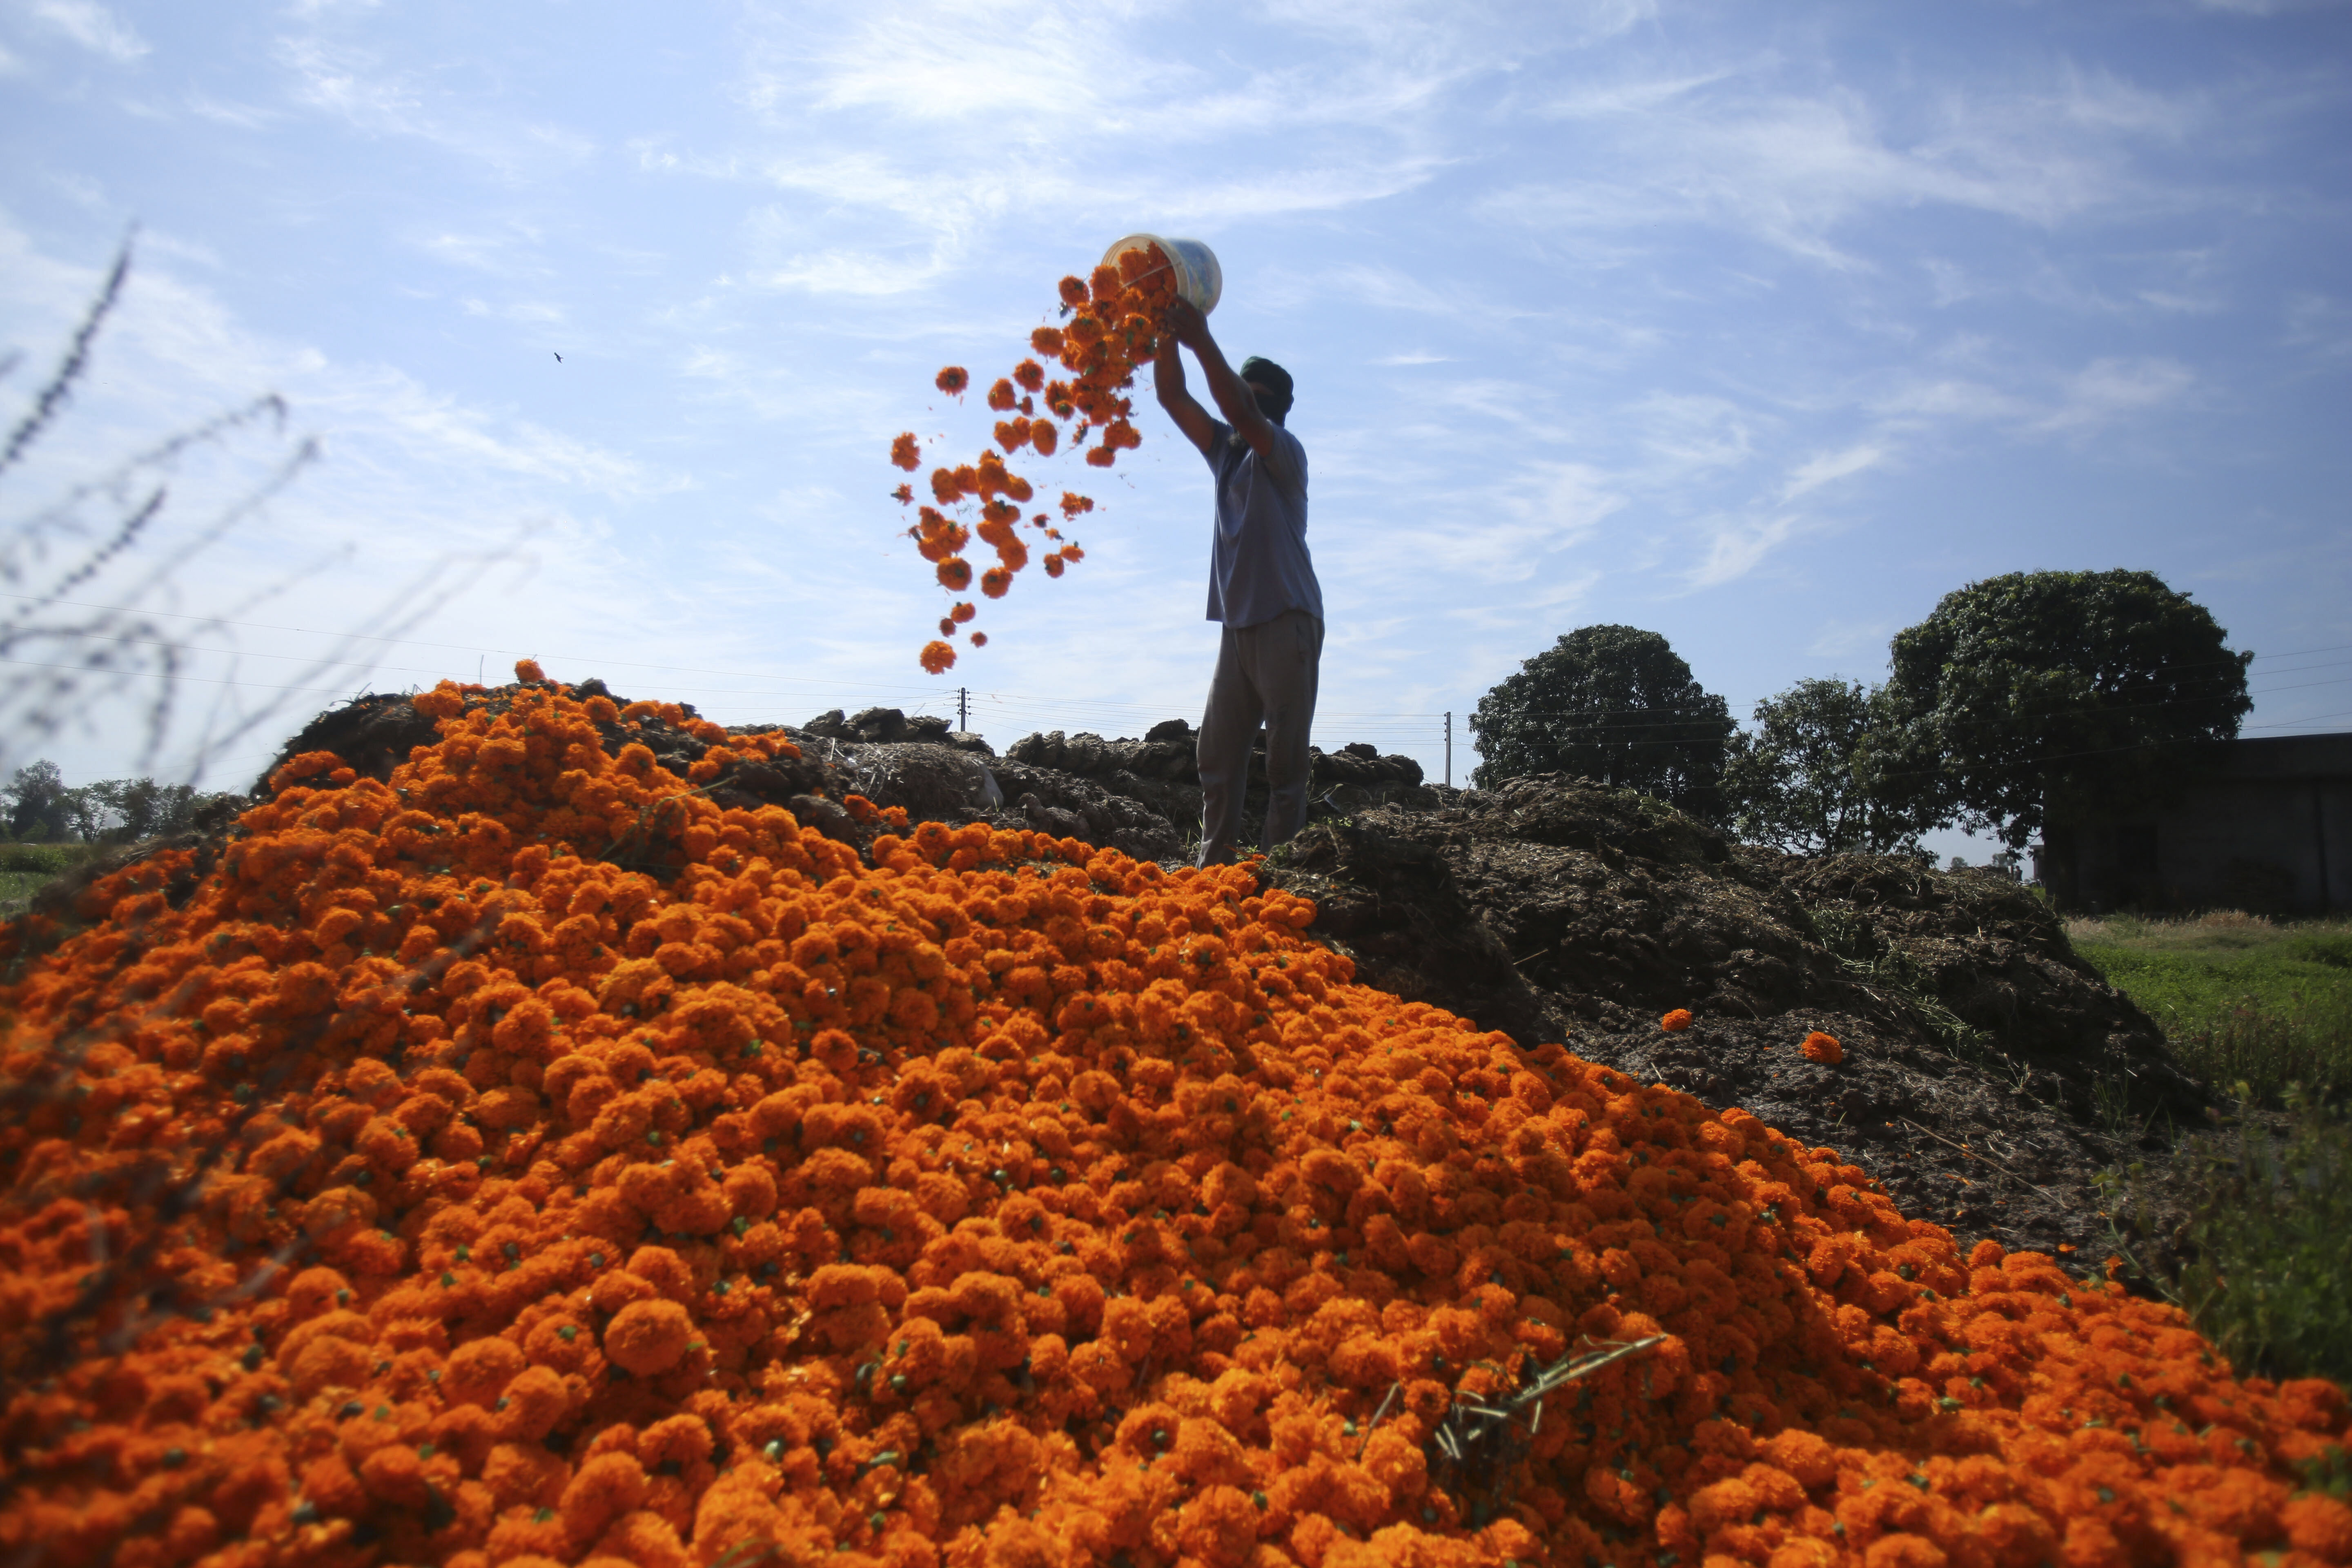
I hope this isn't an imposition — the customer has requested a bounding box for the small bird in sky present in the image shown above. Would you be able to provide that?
[552,351,562,362]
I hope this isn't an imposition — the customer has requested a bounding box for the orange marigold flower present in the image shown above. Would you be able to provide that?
[1057,275,1089,307]
[1661,1008,1694,1031]
[1085,445,1117,467]
[1802,1031,1844,1064]
[994,418,1032,454]
[936,557,973,592]
[889,432,922,471]
[937,617,956,637]
[891,483,913,504]
[919,639,957,674]
[1031,326,1065,356]
[968,631,987,647]
[935,366,969,395]
[514,658,547,684]
[1089,264,1123,302]
[1044,554,1065,578]
[1060,543,1083,561]
[987,378,1018,412]
[980,566,1012,599]
[1013,358,1046,392]
[950,601,976,624]
[1029,420,1059,457]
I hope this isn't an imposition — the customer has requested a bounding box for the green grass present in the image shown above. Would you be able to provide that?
[2075,911,2352,1384]
[0,842,94,920]
[2169,1104,2352,1384]
[2071,911,2352,1105]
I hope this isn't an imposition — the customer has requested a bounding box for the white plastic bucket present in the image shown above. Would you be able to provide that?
[1100,234,1223,315]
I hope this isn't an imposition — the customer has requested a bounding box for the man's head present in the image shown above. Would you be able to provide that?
[1239,356,1294,426]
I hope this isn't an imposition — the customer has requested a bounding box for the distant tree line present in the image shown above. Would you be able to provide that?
[2,758,236,845]
[1469,569,2253,858]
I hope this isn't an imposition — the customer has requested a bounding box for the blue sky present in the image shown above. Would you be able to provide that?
[2,0,2347,860]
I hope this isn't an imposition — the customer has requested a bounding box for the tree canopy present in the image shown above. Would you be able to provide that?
[1722,678,1927,856]
[1875,569,2252,848]
[1468,624,1733,814]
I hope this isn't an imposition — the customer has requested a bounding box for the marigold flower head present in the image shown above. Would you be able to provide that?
[918,639,957,674]
[987,378,1018,412]
[937,617,956,637]
[1085,444,1117,467]
[968,630,987,647]
[950,601,976,624]
[1044,554,1065,578]
[1058,275,1089,306]
[935,557,973,592]
[935,366,969,395]
[1031,326,1065,356]
[889,432,922,471]
[1801,1030,1844,1064]
[980,566,1013,599]
[1029,420,1059,457]
[1013,358,1046,392]
[994,418,1031,454]
[891,483,913,504]
[514,658,547,684]
[1661,1008,1694,1031]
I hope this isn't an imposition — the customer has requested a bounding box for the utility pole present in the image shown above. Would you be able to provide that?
[1443,711,1451,788]
[958,686,969,731]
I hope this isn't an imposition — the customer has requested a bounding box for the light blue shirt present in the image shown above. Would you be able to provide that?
[1203,419,1321,628]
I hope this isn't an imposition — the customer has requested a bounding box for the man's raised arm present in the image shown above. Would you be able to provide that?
[1162,298,1278,463]
[1154,326,1219,458]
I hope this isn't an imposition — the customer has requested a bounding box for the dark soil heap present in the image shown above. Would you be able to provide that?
[27,686,2194,1271]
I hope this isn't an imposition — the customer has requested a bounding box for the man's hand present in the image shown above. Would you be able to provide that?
[1161,296,1209,350]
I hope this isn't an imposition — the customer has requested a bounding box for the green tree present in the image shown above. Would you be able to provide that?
[3,760,72,841]
[1877,569,2252,849]
[1722,678,1926,855]
[1469,624,1733,814]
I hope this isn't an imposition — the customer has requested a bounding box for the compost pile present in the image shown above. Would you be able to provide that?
[4,674,2350,1568]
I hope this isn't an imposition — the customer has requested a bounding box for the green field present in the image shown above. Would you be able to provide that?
[2071,911,2352,1105]
[0,843,87,921]
[2073,911,2352,1384]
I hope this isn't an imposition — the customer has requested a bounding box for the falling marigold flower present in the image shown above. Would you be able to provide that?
[889,432,922,471]
[994,418,1032,454]
[1044,554,1065,578]
[1089,264,1123,302]
[1013,358,1046,392]
[514,657,547,684]
[1085,445,1116,467]
[1029,420,1059,457]
[1661,1008,1694,1031]
[891,483,913,504]
[1058,275,1089,306]
[918,639,957,673]
[968,631,986,646]
[950,601,976,623]
[936,557,973,592]
[1802,1030,1844,1064]
[980,566,1012,598]
[1060,543,1083,561]
[987,378,1018,412]
[935,366,969,395]
[1031,326,1065,356]
[938,617,957,637]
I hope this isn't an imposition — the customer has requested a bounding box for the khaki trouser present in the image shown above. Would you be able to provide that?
[1197,608,1323,866]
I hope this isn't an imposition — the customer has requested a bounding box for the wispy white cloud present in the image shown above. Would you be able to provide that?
[1687,512,1800,588]
[28,0,148,62]
[1778,442,1884,503]
[2037,355,2194,432]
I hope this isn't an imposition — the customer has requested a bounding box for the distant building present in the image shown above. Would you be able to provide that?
[2032,732,2352,913]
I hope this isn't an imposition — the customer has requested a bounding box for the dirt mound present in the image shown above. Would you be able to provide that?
[214,686,2198,1267]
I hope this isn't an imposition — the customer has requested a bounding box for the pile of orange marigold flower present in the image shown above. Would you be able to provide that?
[892,246,1179,674]
[2,667,2349,1568]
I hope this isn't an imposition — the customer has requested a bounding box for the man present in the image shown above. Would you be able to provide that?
[1154,296,1324,866]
